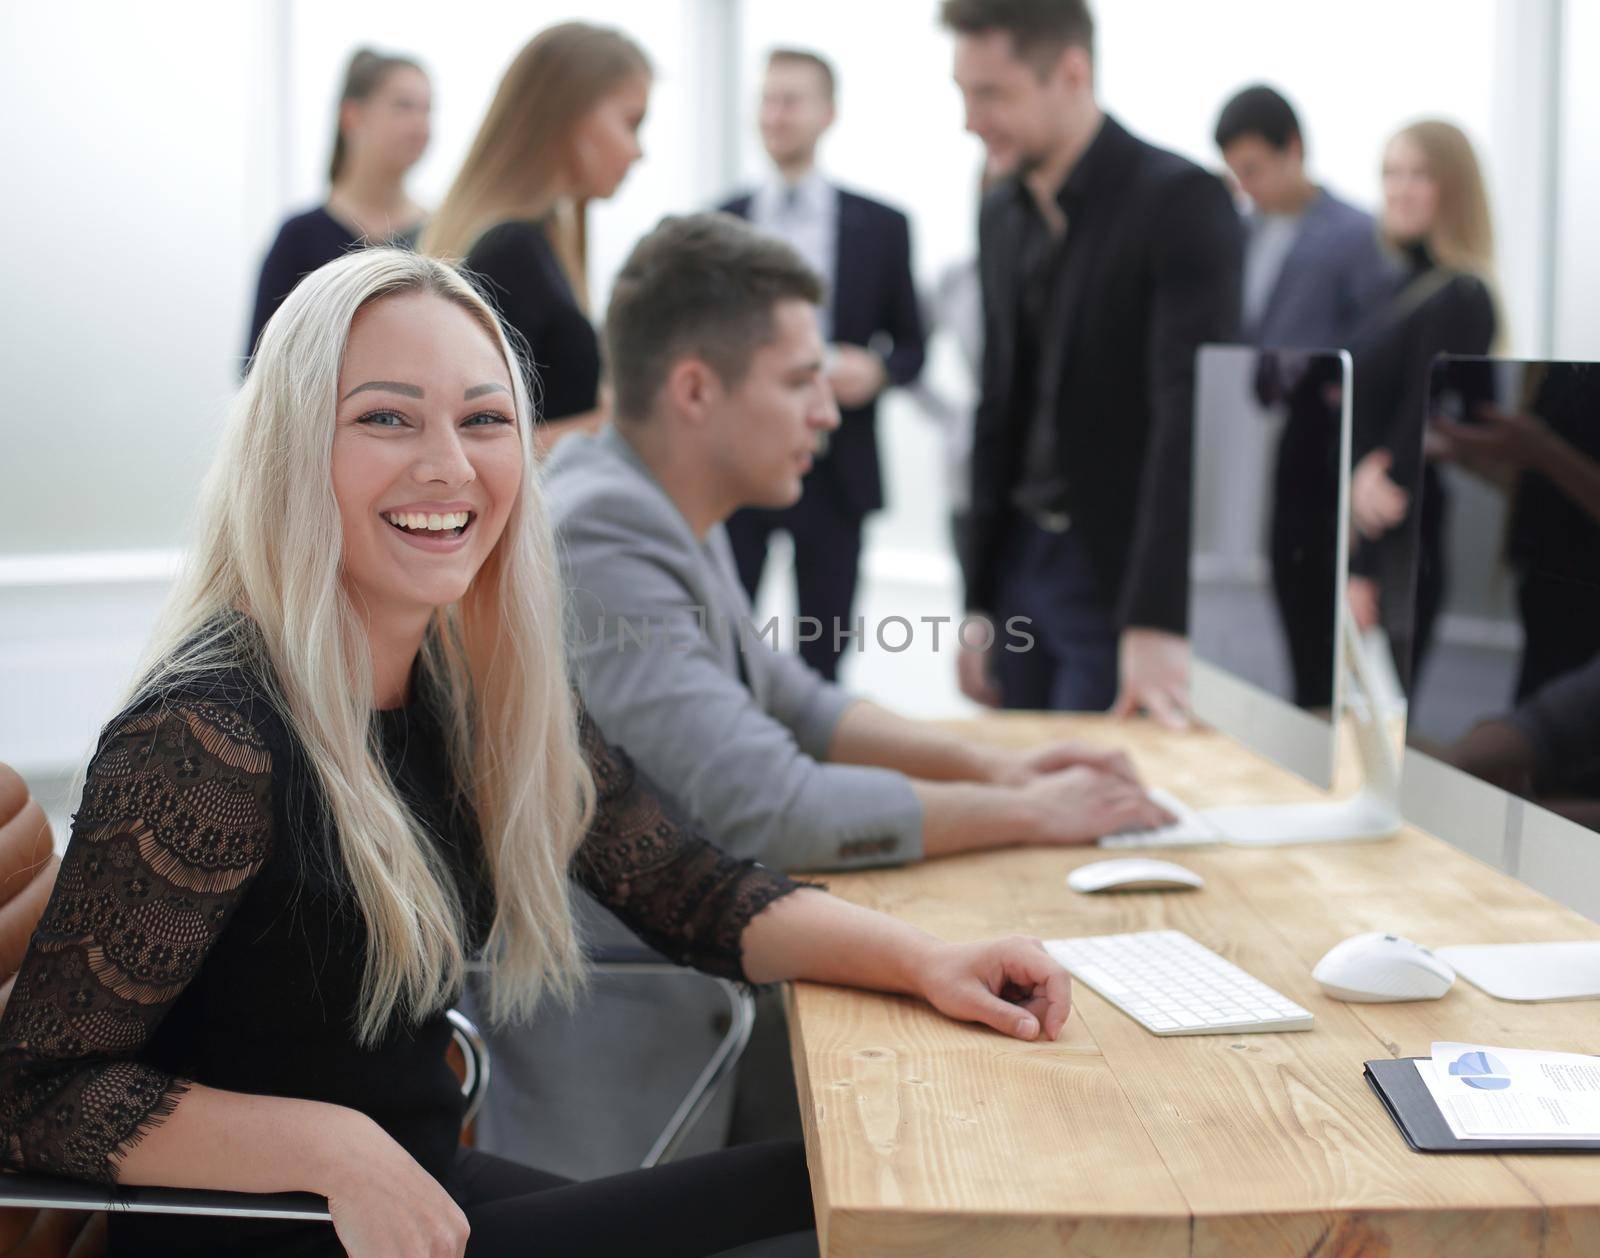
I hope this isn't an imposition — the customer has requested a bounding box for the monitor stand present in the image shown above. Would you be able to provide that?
[1203,616,1403,846]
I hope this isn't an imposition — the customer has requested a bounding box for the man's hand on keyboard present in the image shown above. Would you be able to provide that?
[986,738,1142,789]
[913,936,1073,1041]
[1020,767,1176,843]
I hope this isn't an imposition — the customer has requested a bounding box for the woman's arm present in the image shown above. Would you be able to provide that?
[113,1085,468,1258]
[0,702,276,1184]
[739,887,1072,1041]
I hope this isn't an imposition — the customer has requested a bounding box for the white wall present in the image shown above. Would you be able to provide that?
[0,1,283,556]
[1554,0,1600,360]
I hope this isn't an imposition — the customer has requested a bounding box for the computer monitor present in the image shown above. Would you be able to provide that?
[1188,344,1406,845]
[1402,356,1600,885]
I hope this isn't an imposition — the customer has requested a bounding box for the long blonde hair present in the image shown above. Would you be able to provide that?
[420,23,651,305]
[132,248,593,1042]
[1387,119,1496,282]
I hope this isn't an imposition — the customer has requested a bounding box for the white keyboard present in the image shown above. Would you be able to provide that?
[1045,930,1314,1035]
[1099,787,1222,849]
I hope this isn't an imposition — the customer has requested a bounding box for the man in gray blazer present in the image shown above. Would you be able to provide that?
[470,213,1170,1176]
[1214,84,1394,347]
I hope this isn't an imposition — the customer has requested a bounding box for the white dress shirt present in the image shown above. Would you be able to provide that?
[749,170,839,339]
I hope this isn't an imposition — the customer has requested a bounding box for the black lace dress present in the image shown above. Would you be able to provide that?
[0,661,802,1255]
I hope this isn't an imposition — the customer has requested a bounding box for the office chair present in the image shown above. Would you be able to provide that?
[581,947,757,1168]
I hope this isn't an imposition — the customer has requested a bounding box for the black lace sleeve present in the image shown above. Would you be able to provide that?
[571,707,804,981]
[0,701,275,1183]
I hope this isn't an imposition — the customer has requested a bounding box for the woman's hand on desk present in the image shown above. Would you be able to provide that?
[739,890,1071,1041]
[913,936,1073,1041]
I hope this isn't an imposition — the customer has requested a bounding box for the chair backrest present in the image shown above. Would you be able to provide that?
[0,764,97,1258]
[0,764,56,1006]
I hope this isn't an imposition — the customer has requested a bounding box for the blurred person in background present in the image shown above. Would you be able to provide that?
[1430,362,1600,699]
[424,23,651,452]
[246,48,431,361]
[720,49,926,682]
[1214,84,1392,350]
[1213,85,1393,710]
[942,0,1241,723]
[1345,120,1497,690]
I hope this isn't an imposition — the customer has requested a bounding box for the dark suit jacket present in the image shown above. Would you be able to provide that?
[1249,189,1394,349]
[721,186,925,516]
[969,115,1242,634]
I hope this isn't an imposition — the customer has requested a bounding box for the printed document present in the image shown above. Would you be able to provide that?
[1414,1042,1600,1140]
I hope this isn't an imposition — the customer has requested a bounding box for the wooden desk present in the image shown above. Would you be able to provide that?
[786,715,1600,1257]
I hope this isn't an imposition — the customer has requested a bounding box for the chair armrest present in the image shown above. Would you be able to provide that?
[0,1172,332,1222]
[585,944,677,971]
[446,1006,490,1129]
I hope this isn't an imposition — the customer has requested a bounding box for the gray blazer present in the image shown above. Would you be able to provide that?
[1249,189,1395,348]
[545,424,924,871]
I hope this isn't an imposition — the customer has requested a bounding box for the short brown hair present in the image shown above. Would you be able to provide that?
[939,0,1095,70]
[606,214,825,422]
[767,48,836,104]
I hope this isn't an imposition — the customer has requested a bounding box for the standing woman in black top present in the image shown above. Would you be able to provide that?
[246,48,432,360]
[423,24,650,451]
[1344,120,1498,690]
[0,248,1073,1258]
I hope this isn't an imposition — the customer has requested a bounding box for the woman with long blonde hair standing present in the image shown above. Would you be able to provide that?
[424,23,650,448]
[0,247,1073,1258]
[1345,118,1498,688]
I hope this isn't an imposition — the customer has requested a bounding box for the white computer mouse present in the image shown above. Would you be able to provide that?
[1312,932,1456,1002]
[1066,858,1205,894]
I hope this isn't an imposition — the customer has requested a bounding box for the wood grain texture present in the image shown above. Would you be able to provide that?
[789,714,1600,1256]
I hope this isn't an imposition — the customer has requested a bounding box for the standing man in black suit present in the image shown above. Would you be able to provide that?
[941,0,1242,724]
[721,48,926,682]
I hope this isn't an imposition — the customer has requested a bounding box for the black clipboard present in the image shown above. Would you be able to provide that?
[1364,1057,1600,1152]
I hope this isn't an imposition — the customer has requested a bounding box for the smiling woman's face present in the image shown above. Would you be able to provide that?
[330,290,522,623]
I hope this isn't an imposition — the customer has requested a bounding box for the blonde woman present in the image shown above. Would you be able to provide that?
[0,248,1072,1258]
[1345,119,1497,687]
[248,47,432,359]
[424,23,649,447]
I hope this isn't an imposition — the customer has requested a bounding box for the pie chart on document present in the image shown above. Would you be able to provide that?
[1448,1050,1511,1091]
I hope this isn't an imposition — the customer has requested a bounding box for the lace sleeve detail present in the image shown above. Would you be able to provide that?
[571,706,802,981]
[0,701,275,1183]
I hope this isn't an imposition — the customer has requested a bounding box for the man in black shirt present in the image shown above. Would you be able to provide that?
[941,0,1242,723]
